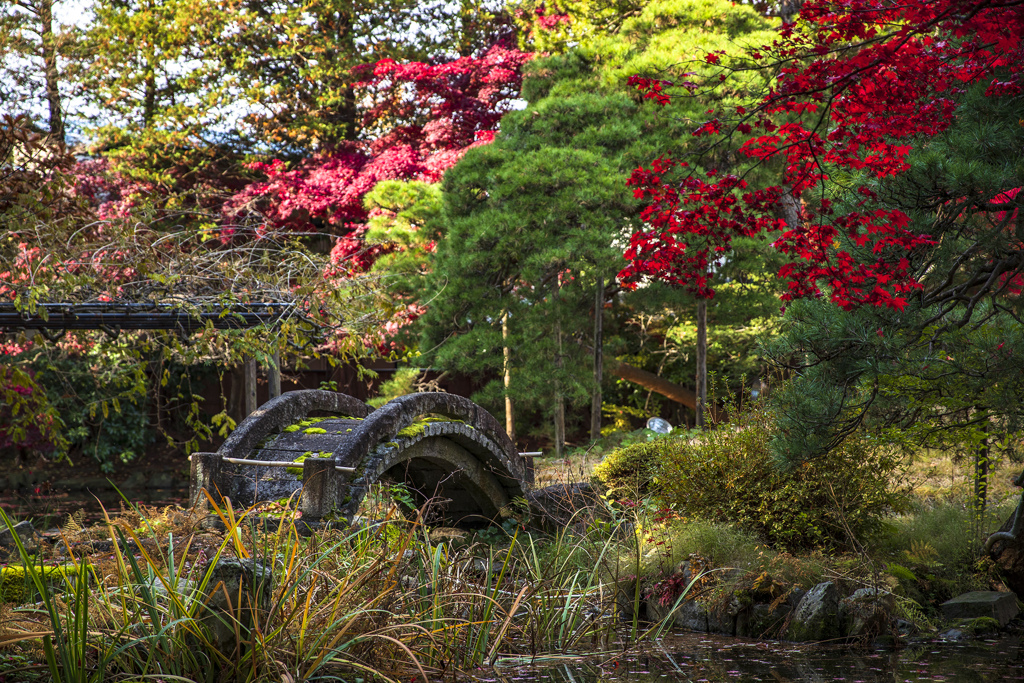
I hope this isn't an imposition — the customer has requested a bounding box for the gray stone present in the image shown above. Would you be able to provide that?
[737,602,792,639]
[616,579,644,622]
[841,587,895,639]
[786,582,842,642]
[0,521,39,553]
[647,596,710,632]
[526,483,612,533]
[938,627,970,641]
[940,591,1019,627]
[706,602,736,636]
[199,557,274,654]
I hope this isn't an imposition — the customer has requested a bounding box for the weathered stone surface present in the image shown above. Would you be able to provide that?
[199,557,274,654]
[0,521,38,555]
[940,591,1019,627]
[647,596,710,632]
[219,389,372,460]
[526,483,612,533]
[616,579,644,622]
[787,582,842,642]
[841,587,895,639]
[191,390,533,529]
[736,602,792,639]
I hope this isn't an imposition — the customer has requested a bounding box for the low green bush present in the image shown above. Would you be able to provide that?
[593,439,667,499]
[611,406,910,551]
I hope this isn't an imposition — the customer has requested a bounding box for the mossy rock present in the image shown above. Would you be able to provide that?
[963,616,1002,635]
[2,564,83,604]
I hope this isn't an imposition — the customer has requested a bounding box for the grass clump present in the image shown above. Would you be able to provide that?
[872,498,1016,607]
[0,496,650,682]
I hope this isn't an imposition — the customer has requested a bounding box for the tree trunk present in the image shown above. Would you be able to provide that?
[502,310,514,442]
[590,277,603,441]
[243,357,257,417]
[39,0,65,143]
[143,71,157,128]
[268,351,282,400]
[696,299,708,428]
[554,313,565,459]
[605,358,697,409]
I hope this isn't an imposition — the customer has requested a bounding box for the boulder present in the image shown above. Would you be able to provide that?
[525,483,612,533]
[940,591,1019,627]
[199,557,275,654]
[841,587,895,639]
[616,578,645,622]
[737,602,792,639]
[647,595,710,632]
[0,521,39,558]
[786,582,842,642]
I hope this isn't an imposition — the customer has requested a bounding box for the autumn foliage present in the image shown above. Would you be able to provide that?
[224,45,531,277]
[621,0,1024,311]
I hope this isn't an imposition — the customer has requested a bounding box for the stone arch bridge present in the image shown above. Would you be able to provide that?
[189,390,533,527]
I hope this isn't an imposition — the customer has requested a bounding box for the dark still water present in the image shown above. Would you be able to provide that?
[0,486,189,526]
[485,633,1024,682]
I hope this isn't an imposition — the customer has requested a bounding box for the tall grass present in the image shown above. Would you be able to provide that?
[1,498,650,682]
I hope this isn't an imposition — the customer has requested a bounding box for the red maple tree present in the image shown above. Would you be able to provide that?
[223,45,532,278]
[621,0,1024,311]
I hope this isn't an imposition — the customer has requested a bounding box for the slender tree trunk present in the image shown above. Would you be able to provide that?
[268,351,282,400]
[590,277,603,441]
[143,72,157,128]
[502,310,514,442]
[39,0,65,143]
[695,299,707,428]
[243,357,257,417]
[554,294,565,459]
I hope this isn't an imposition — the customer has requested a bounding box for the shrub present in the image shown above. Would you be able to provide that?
[593,439,668,499]
[653,406,910,551]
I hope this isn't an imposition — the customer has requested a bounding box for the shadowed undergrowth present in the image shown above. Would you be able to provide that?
[0,496,644,683]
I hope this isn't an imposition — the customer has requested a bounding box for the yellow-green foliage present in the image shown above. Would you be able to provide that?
[1,564,78,604]
[593,439,667,499]
[654,407,910,551]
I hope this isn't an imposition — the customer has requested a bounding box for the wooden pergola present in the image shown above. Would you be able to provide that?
[0,302,296,415]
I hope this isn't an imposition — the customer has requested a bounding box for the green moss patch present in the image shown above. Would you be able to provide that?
[287,451,333,478]
[2,563,83,604]
[396,416,463,439]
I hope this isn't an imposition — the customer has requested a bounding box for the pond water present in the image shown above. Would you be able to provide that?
[0,487,189,527]
[484,632,1024,682]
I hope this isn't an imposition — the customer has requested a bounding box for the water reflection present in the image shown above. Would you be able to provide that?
[484,633,1024,682]
[0,487,189,526]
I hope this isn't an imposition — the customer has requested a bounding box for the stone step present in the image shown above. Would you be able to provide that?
[940,591,1020,627]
